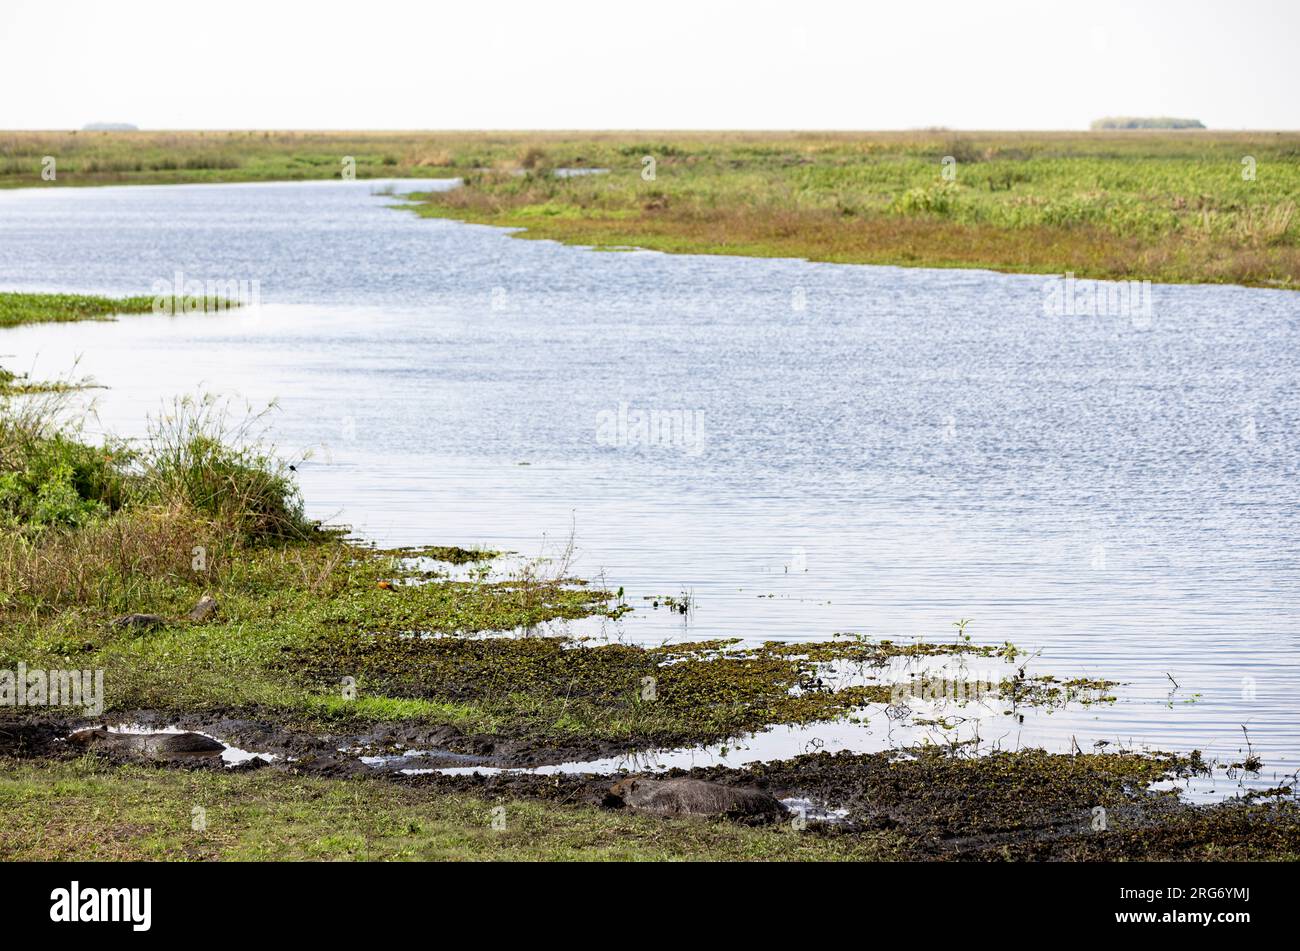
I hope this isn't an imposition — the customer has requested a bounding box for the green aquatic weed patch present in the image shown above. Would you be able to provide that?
[0,292,156,329]
[278,626,1078,747]
[377,544,503,565]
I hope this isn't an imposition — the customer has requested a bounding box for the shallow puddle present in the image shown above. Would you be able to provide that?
[780,797,851,824]
[347,746,493,770]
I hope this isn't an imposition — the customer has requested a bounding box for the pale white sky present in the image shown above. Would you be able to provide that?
[2,0,1295,129]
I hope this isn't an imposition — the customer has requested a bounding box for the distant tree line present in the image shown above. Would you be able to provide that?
[1090,117,1205,130]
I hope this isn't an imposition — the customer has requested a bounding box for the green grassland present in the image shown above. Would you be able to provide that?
[3,750,1294,862]
[3,129,1298,286]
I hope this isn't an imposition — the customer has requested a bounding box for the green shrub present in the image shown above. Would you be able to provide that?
[0,390,308,539]
[0,433,127,530]
[893,183,959,216]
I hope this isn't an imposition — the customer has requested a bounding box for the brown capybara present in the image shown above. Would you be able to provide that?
[604,777,788,824]
[67,728,225,759]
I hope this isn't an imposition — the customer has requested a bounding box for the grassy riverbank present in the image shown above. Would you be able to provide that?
[0,392,960,746]
[1,391,1296,860]
[0,374,1067,752]
[4,130,1298,286]
[0,291,152,392]
[0,292,244,393]
[0,758,876,861]
[0,401,1046,748]
[401,130,1300,287]
[3,749,1295,862]
[0,292,155,329]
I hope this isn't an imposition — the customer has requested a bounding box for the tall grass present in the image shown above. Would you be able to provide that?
[135,395,312,541]
[0,505,236,612]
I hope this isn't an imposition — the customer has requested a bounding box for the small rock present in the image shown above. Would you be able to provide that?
[188,594,219,622]
[110,613,165,630]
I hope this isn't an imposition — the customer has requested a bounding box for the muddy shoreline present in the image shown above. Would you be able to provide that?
[0,709,668,772]
[5,709,1297,860]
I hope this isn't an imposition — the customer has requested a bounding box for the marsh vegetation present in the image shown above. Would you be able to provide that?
[3,130,1297,285]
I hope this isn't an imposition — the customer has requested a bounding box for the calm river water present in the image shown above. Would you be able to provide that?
[1,179,1296,795]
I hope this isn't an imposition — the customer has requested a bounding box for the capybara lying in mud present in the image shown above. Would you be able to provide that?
[67,728,225,759]
[604,777,788,824]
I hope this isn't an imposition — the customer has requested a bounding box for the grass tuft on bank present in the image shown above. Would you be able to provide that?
[0,391,309,539]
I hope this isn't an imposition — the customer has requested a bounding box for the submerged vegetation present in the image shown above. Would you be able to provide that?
[2,130,1297,286]
[386,544,502,565]
[0,366,83,396]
